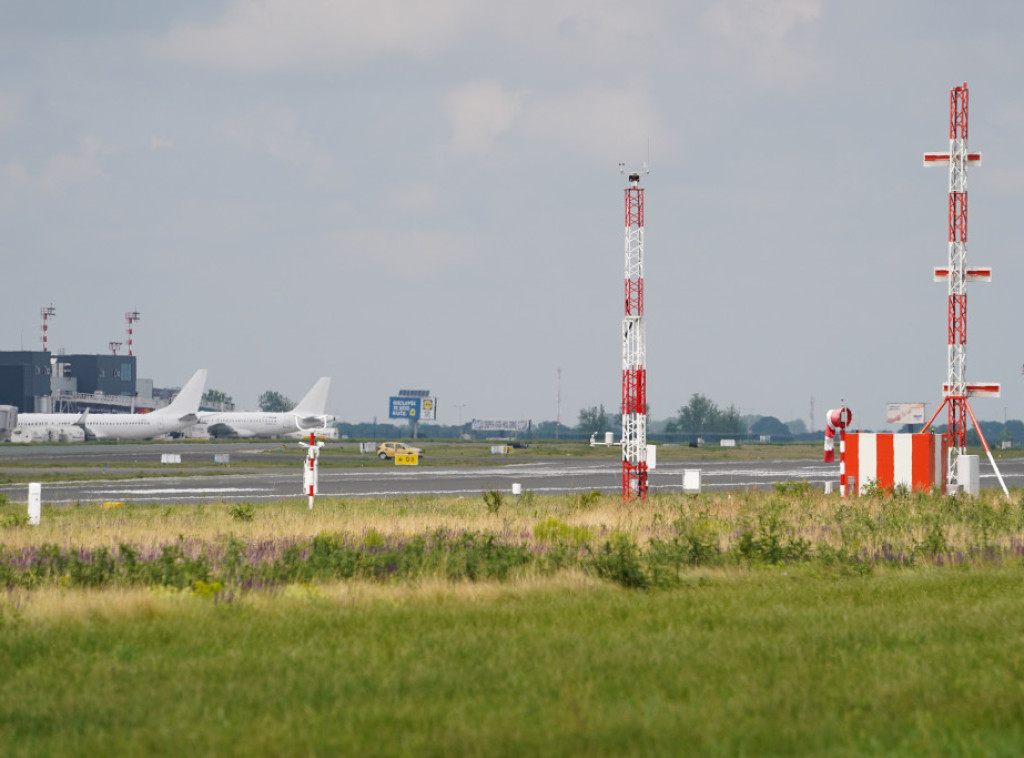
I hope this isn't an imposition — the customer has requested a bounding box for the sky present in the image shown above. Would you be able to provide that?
[2,1,1024,430]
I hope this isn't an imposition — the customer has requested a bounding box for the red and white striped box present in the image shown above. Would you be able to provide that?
[843,433,946,495]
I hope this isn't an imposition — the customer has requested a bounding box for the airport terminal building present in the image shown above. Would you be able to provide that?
[0,351,153,413]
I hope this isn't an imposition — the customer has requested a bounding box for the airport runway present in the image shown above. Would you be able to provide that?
[2,443,1023,504]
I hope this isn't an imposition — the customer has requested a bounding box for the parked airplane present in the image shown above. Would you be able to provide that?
[194,377,333,439]
[12,369,208,442]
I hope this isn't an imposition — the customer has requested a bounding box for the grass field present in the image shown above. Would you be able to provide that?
[4,487,1024,755]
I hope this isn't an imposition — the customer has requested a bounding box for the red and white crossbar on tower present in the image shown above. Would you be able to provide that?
[921,82,1008,496]
[622,171,647,500]
[125,310,140,357]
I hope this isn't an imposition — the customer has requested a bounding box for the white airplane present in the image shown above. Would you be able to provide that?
[195,377,334,439]
[12,369,208,442]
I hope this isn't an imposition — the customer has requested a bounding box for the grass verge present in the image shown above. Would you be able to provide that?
[3,488,1024,755]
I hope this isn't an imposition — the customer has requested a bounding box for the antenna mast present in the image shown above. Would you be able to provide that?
[921,82,1008,495]
[40,304,56,353]
[620,163,649,500]
[125,310,141,357]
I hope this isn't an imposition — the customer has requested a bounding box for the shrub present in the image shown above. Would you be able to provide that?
[589,533,649,589]
[2,511,29,528]
[228,503,255,522]
[483,490,503,514]
[533,517,592,548]
[572,490,602,511]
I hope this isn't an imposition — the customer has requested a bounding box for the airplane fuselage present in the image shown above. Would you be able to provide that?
[196,411,335,438]
[14,412,186,441]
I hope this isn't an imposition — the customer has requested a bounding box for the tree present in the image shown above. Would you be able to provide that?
[258,390,294,412]
[785,418,808,435]
[201,389,233,410]
[670,393,720,434]
[577,404,609,436]
[666,394,747,436]
[719,404,746,436]
[750,415,789,437]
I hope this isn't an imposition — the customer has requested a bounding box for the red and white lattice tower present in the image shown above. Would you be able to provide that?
[125,310,141,357]
[622,170,648,500]
[40,304,56,352]
[921,82,1007,494]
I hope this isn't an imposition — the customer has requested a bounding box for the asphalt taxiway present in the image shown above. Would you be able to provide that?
[2,441,1022,504]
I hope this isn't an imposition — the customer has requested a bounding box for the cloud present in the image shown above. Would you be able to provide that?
[0,93,19,130]
[700,0,823,83]
[519,85,671,162]
[150,135,174,150]
[344,228,470,278]
[153,0,475,71]
[387,183,446,216]
[221,111,331,176]
[444,81,527,156]
[2,136,108,196]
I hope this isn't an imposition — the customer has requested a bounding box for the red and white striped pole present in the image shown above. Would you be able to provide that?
[125,310,141,357]
[297,416,329,509]
[40,305,55,352]
[824,405,852,496]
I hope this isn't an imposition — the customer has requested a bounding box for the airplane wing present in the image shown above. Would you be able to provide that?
[74,409,101,441]
[206,422,258,439]
[296,414,335,428]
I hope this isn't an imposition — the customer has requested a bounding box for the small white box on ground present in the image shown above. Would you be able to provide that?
[28,482,41,526]
[720,439,736,448]
[683,469,701,494]
[957,455,980,496]
[646,444,657,471]
[824,481,833,495]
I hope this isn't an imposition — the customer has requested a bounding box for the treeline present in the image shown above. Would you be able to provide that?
[334,395,1024,446]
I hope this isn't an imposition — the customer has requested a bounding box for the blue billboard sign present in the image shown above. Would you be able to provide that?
[389,396,421,419]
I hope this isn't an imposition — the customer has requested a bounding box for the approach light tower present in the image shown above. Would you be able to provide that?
[621,168,648,500]
[125,310,141,356]
[921,82,1007,495]
[40,304,56,352]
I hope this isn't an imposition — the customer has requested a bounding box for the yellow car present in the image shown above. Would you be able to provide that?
[376,442,424,460]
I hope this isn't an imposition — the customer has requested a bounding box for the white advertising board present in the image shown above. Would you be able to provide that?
[886,403,925,425]
[471,419,531,432]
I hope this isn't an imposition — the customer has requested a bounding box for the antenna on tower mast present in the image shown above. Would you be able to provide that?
[40,304,56,353]
[620,160,649,500]
[125,310,141,357]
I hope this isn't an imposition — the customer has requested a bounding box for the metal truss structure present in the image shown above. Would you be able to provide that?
[622,171,648,500]
[921,82,1007,495]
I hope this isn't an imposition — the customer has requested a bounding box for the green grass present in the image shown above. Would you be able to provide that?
[5,489,1024,755]
[3,570,1024,756]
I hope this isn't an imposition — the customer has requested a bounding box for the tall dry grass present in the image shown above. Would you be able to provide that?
[3,487,1023,556]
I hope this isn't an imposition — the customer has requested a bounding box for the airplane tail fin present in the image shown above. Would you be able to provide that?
[153,369,208,419]
[292,377,332,416]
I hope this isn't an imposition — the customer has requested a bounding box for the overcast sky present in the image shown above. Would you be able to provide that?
[2,1,1024,430]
